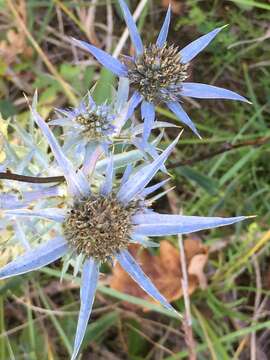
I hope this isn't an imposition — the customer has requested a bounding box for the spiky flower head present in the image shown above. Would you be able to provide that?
[48,78,163,171]
[49,80,177,169]
[63,193,140,262]
[72,1,249,142]
[122,43,189,103]
[52,94,115,141]
[0,105,247,360]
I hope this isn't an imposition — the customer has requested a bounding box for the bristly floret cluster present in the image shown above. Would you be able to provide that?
[63,194,141,262]
[122,43,189,103]
[0,2,251,360]
[49,93,117,160]
[75,109,113,139]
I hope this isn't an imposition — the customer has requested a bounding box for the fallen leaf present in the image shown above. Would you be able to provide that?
[161,0,183,15]
[76,1,101,47]
[188,254,208,290]
[110,239,209,311]
[0,0,33,66]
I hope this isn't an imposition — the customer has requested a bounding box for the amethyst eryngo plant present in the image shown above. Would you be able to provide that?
[73,1,250,141]
[0,4,251,360]
[0,106,247,359]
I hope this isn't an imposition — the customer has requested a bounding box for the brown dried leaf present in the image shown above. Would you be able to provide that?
[188,254,208,290]
[0,0,33,66]
[76,0,101,47]
[110,239,209,310]
[161,0,183,15]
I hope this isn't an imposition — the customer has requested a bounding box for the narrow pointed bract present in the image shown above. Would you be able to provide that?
[132,214,246,236]
[141,101,155,143]
[180,26,225,64]
[4,208,66,222]
[126,92,143,121]
[117,135,180,203]
[71,38,128,77]
[31,106,90,198]
[100,157,114,196]
[156,5,171,48]
[181,83,250,102]
[71,259,99,360]
[0,237,68,279]
[22,186,60,202]
[116,250,180,315]
[82,144,103,176]
[166,101,201,138]
[140,179,170,197]
[118,0,144,55]
[121,163,133,186]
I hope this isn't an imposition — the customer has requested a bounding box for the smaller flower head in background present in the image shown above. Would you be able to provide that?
[49,79,174,171]
[66,99,114,140]
[72,0,250,142]
[48,78,169,173]
[49,78,131,173]
[51,94,115,147]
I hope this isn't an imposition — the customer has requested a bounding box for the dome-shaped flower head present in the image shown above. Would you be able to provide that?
[72,1,250,142]
[48,79,174,172]
[0,104,247,359]
[48,79,131,174]
[52,95,116,146]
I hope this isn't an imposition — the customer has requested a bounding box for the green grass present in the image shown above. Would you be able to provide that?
[0,0,270,359]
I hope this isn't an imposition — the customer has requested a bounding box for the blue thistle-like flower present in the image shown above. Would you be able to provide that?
[48,79,177,172]
[52,96,116,141]
[48,79,131,172]
[49,92,116,174]
[72,1,250,142]
[50,93,117,148]
[0,102,248,359]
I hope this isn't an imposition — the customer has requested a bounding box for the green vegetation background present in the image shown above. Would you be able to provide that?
[0,0,269,359]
